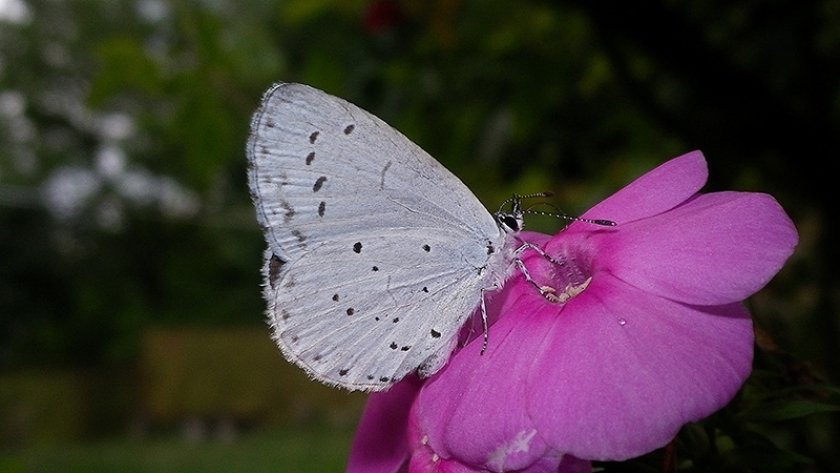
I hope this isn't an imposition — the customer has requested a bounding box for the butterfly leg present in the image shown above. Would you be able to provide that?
[514,241,594,303]
[514,257,564,302]
[479,287,490,355]
[514,240,561,265]
[477,239,565,356]
[512,240,567,302]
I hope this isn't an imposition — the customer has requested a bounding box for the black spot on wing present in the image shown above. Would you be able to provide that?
[261,170,289,189]
[430,329,441,338]
[380,161,392,190]
[280,201,295,223]
[268,254,287,288]
[346,308,355,315]
[353,242,362,253]
[422,244,431,252]
[291,230,306,244]
[282,273,296,288]
[344,124,355,134]
[305,151,315,165]
[318,201,326,217]
[309,131,319,143]
[313,176,327,192]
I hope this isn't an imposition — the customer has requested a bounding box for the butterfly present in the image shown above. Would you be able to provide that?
[247,83,612,391]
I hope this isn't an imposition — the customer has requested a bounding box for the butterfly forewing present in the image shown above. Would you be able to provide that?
[247,83,506,391]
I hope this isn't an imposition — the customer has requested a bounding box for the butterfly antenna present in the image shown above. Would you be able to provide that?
[496,192,615,227]
[496,192,554,214]
[520,199,616,227]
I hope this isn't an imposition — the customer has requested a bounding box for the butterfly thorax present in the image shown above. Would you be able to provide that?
[483,204,526,290]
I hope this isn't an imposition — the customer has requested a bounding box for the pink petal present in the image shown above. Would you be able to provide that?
[413,287,555,471]
[580,150,708,225]
[408,454,482,473]
[415,271,753,464]
[595,191,798,305]
[347,375,422,473]
[407,402,488,473]
[528,275,754,460]
[404,152,794,469]
[409,402,591,473]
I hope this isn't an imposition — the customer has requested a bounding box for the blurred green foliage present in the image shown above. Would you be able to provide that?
[0,370,89,445]
[139,328,365,428]
[2,426,355,473]
[1,0,839,471]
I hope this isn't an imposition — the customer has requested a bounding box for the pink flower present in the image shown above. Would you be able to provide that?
[346,151,798,473]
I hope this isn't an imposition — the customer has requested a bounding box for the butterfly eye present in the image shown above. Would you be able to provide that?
[499,214,520,232]
[504,216,519,231]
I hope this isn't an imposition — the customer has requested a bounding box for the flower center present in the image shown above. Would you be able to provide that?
[542,276,592,303]
[535,242,594,303]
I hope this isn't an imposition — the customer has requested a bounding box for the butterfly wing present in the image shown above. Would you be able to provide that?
[247,83,505,391]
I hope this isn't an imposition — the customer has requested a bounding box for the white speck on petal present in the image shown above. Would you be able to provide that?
[486,429,537,472]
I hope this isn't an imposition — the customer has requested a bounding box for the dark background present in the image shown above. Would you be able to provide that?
[0,1,837,472]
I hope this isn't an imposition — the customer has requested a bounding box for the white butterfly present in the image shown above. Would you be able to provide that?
[247,83,609,391]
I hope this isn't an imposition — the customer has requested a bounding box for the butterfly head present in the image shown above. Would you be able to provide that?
[494,193,543,235]
[495,209,523,234]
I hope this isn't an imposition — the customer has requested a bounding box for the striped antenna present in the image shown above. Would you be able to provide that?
[500,193,616,227]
